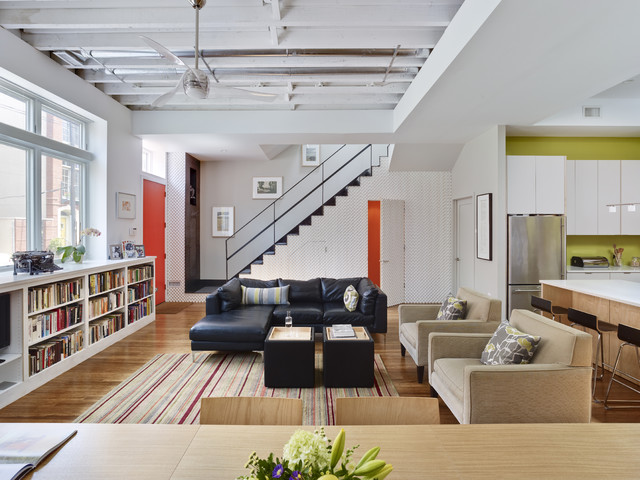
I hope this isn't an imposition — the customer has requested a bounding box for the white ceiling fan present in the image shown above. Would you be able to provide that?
[140,0,277,108]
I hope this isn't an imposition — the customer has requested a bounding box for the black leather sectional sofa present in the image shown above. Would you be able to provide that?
[189,277,387,353]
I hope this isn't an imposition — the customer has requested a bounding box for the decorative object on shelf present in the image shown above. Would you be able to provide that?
[632,257,640,267]
[11,251,62,275]
[212,206,234,237]
[253,176,283,199]
[238,428,392,480]
[302,144,321,167]
[122,240,137,258]
[116,192,136,219]
[109,244,123,260]
[285,310,293,328]
[613,244,624,267]
[135,245,146,258]
[57,228,101,263]
[476,193,492,261]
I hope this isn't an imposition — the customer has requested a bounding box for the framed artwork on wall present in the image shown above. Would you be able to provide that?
[301,144,320,166]
[476,192,492,261]
[212,206,234,237]
[116,192,136,219]
[252,177,283,199]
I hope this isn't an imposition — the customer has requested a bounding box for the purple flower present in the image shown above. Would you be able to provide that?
[272,464,284,478]
[290,471,302,480]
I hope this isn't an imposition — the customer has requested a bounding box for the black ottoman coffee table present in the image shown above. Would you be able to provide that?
[264,326,315,388]
[323,326,374,387]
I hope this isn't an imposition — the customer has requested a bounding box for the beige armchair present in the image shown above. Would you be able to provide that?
[428,309,593,424]
[398,287,502,383]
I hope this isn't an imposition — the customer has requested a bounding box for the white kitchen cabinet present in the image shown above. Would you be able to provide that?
[507,155,565,214]
[598,160,621,235]
[610,272,640,282]
[573,160,598,235]
[566,271,611,280]
[566,160,576,234]
[621,160,640,234]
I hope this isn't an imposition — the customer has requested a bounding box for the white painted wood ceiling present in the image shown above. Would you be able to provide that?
[0,0,464,111]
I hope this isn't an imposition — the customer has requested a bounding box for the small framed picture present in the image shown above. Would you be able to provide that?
[109,244,123,260]
[122,240,137,258]
[117,192,136,219]
[476,193,493,261]
[212,206,234,237]
[301,144,320,166]
[252,177,283,199]
[135,245,146,258]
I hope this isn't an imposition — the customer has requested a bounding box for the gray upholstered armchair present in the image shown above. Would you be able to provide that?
[398,287,502,383]
[428,309,593,424]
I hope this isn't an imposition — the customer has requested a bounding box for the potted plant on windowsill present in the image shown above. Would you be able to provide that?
[57,227,101,263]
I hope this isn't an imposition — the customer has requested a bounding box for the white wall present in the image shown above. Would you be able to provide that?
[451,125,507,314]
[0,29,143,260]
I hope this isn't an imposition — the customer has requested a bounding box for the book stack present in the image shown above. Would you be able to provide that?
[331,324,356,338]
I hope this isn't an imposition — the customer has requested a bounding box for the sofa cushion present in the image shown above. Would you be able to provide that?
[321,277,362,303]
[323,302,372,326]
[343,285,359,312]
[279,278,322,303]
[399,323,418,350]
[357,278,378,315]
[481,322,541,365]
[241,285,289,305]
[217,277,242,312]
[239,278,278,289]
[436,296,467,320]
[272,303,324,325]
[189,305,273,343]
[433,358,481,405]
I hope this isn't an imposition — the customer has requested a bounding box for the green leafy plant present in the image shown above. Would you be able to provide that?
[57,227,101,263]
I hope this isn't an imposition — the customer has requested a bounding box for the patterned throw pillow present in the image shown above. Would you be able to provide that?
[436,296,467,320]
[241,285,289,305]
[343,285,359,312]
[481,322,541,365]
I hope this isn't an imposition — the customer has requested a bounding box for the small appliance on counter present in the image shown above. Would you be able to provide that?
[570,256,610,268]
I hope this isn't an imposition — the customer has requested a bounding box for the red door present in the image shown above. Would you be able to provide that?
[143,179,166,304]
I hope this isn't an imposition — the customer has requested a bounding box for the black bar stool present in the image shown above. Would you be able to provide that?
[530,295,568,323]
[604,323,640,409]
[567,307,617,403]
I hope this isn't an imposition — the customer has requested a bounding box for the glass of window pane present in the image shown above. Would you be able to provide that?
[0,89,28,130]
[41,155,83,252]
[41,107,83,148]
[0,144,27,266]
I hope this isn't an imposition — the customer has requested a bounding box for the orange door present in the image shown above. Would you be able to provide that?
[368,200,381,286]
[143,179,166,304]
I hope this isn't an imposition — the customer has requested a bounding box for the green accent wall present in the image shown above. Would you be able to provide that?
[567,235,640,266]
[506,137,640,160]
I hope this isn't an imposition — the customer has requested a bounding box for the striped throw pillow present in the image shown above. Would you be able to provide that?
[241,285,290,305]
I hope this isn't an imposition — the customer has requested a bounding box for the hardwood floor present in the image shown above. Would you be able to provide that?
[1,305,639,424]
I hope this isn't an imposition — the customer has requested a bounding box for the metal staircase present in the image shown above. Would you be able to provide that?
[225,144,385,279]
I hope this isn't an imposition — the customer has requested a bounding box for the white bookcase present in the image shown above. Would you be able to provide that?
[0,257,156,409]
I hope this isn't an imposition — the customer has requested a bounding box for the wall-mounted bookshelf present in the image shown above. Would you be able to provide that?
[0,257,156,408]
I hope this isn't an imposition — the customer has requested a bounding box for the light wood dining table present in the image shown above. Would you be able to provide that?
[13,422,640,479]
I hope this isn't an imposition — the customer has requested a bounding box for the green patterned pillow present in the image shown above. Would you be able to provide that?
[241,285,289,305]
[481,322,541,365]
[436,296,467,320]
[343,285,359,312]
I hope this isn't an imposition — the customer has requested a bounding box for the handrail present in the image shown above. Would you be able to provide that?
[224,144,380,279]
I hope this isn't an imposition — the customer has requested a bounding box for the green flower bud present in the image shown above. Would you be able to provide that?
[355,446,380,469]
[373,464,393,480]
[353,459,386,477]
[330,428,346,469]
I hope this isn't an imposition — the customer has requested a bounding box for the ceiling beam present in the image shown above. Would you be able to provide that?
[117,93,401,106]
[100,83,409,95]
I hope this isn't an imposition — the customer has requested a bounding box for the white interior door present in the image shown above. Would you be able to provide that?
[380,199,405,306]
[455,197,474,292]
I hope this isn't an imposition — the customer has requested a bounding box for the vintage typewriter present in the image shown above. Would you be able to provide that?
[11,251,63,275]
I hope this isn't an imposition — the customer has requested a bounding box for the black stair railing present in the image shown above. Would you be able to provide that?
[225,144,381,279]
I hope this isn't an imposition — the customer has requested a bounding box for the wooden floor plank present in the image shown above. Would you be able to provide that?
[0,305,638,424]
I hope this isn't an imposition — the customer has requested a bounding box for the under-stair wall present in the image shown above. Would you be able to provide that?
[246,156,454,304]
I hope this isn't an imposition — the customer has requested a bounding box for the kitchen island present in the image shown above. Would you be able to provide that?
[541,279,640,384]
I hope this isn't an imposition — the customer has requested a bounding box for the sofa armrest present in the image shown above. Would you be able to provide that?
[370,288,387,333]
[464,364,593,424]
[428,333,491,377]
[398,304,440,324]
[205,292,221,315]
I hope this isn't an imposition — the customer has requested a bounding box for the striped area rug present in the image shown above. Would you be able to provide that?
[74,352,398,425]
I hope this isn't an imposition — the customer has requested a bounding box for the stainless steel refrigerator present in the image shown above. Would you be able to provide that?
[508,215,566,314]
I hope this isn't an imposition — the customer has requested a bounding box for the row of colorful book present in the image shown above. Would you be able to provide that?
[27,279,82,313]
[88,270,125,296]
[89,313,126,344]
[28,304,83,344]
[28,329,84,376]
[88,291,124,318]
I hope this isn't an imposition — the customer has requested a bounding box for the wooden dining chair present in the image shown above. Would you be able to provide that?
[199,397,303,425]
[335,397,440,425]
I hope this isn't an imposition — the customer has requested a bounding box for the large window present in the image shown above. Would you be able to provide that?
[0,78,90,267]
[142,146,166,178]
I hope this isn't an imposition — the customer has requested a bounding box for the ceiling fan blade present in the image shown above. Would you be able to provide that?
[151,72,187,108]
[209,83,278,102]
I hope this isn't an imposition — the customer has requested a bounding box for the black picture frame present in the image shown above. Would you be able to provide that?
[476,193,492,261]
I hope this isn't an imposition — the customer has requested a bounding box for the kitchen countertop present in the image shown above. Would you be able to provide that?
[567,265,640,273]
[540,279,640,307]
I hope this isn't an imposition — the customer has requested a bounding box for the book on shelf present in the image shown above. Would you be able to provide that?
[331,324,356,338]
[0,428,77,480]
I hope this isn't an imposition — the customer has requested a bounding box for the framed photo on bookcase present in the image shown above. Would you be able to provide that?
[122,240,136,258]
